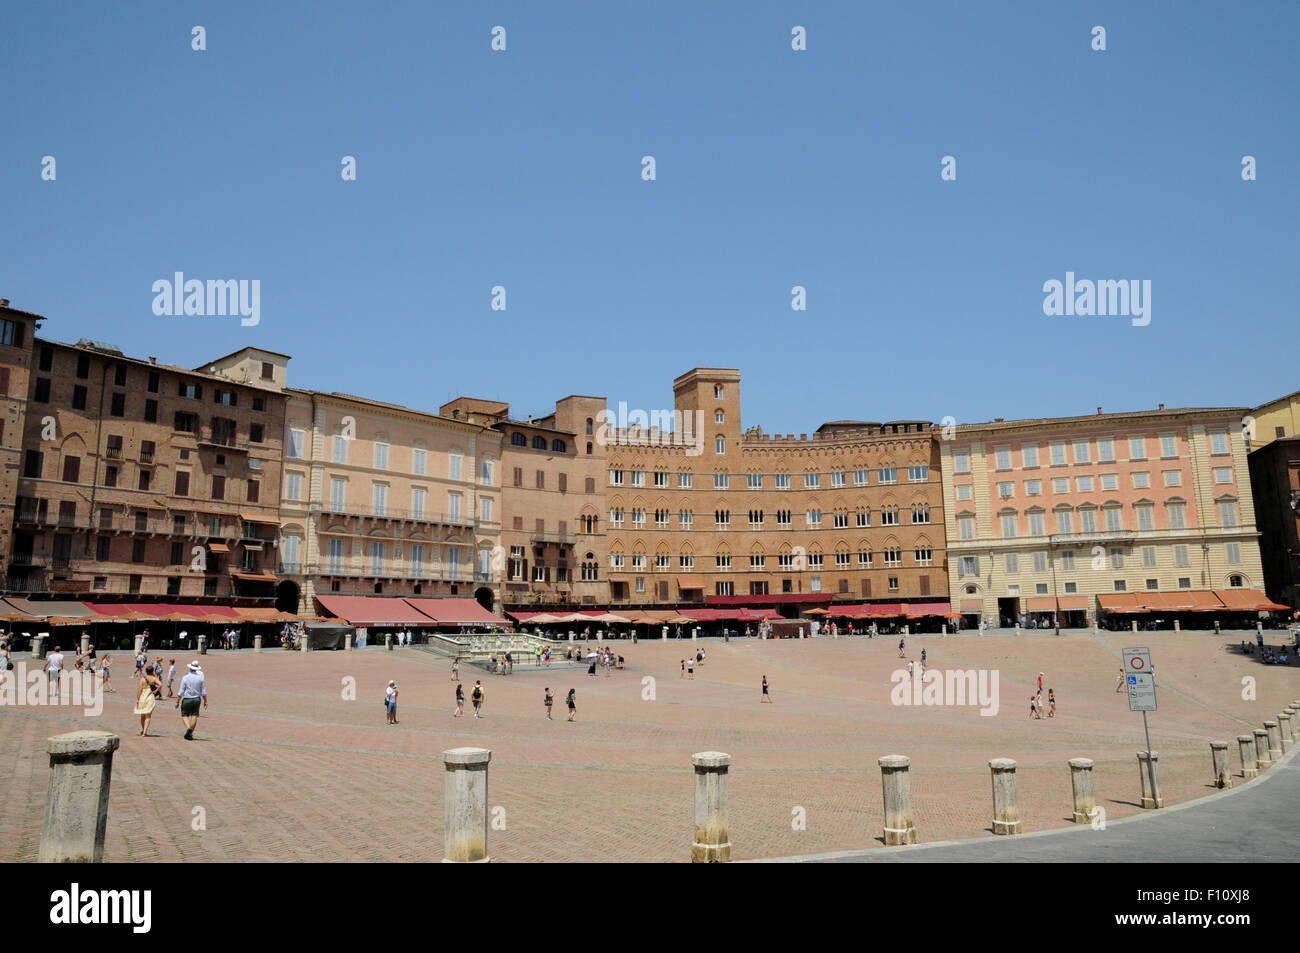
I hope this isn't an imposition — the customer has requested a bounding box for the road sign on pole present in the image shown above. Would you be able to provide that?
[1122,647,1156,712]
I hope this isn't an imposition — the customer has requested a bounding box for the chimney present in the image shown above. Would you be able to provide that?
[1097,407,1102,415]
[994,417,1004,423]
[149,356,157,364]
[0,299,9,308]
[1158,403,1165,410]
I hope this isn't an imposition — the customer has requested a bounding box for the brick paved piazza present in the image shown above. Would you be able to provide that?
[2,631,1296,862]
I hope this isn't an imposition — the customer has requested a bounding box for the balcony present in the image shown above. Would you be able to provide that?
[319,503,474,527]
[531,531,575,546]
[7,552,46,567]
[197,433,249,453]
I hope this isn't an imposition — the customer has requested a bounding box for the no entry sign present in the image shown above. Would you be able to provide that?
[1123,647,1156,712]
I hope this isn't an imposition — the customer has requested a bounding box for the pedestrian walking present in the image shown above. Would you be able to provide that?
[921,648,927,668]
[1029,694,1040,719]
[1115,667,1126,693]
[471,680,484,718]
[152,656,165,696]
[544,687,554,719]
[908,660,915,679]
[451,659,460,682]
[166,659,177,698]
[687,656,695,679]
[454,682,465,717]
[44,645,65,699]
[134,666,162,736]
[587,654,597,676]
[898,638,905,658]
[566,688,576,721]
[680,658,686,679]
[1037,672,1044,693]
[761,674,772,703]
[385,680,399,725]
[101,653,115,692]
[1047,688,1056,718]
[175,661,208,740]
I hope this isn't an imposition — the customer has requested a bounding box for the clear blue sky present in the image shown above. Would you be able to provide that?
[2,1,1295,433]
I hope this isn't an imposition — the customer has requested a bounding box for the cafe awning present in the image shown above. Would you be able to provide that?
[1212,590,1292,612]
[905,601,953,618]
[402,598,511,627]
[1026,597,1057,612]
[231,571,278,583]
[1057,595,1089,611]
[315,595,435,626]
[677,575,705,590]
[240,512,280,525]
[1097,593,1147,613]
[959,599,984,613]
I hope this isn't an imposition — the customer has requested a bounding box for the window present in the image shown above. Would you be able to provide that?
[958,515,975,540]
[212,474,226,500]
[831,470,847,487]
[0,318,24,348]
[1135,504,1154,532]
[1079,508,1097,533]
[715,437,726,454]
[956,485,972,501]
[1167,502,1186,529]
[245,478,259,503]
[174,471,190,496]
[531,435,546,451]
[104,465,118,487]
[853,468,869,486]
[714,473,729,489]
[958,555,980,577]
[479,458,494,485]
[609,469,624,486]
[1100,473,1118,491]
[1160,435,1177,458]
[33,377,51,403]
[805,509,822,527]
[510,432,527,447]
[1052,477,1069,493]
[97,538,111,561]
[878,467,897,484]
[883,549,902,566]
[1141,547,1158,568]
[911,505,930,524]
[261,361,274,380]
[178,382,202,400]
[287,428,306,459]
[714,384,724,399]
[1114,580,1127,592]
[1061,551,1075,571]
[774,473,790,489]
[1056,510,1073,534]
[1073,439,1090,464]
[72,385,87,410]
[1213,467,1233,484]
[774,510,790,526]
[369,541,385,576]
[1104,507,1123,532]
[1097,437,1114,463]
[1217,500,1238,527]
[481,497,493,522]
[1005,554,1019,574]
[411,487,426,519]
[138,469,151,491]
[1035,584,1049,595]
[1178,576,1192,589]
[1174,545,1189,567]
[1132,472,1151,489]
[879,507,898,526]
[535,470,545,490]
[1022,444,1039,468]
[372,483,388,516]
[997,481,1014,498]
[284,472,302,502]
[62,456,81,483]
[1128,436,1146,460]
[1076,476,1093,493]
[747,473,763,489]
[551,439,565,453]
[1064,581,1077,593]
[373,440,389,470]
[1025,479,1041,496]
[448,454,463,482]
[1163,470,1182,487]
[1049,440,1066,465]
[1210,431,1229,454]
[1028,512,1045,536]
[715,554,732,570]
[954,450,970,474]
[1110,548,1124,569]
[804,472,821,489]
[1000,513,1017,537]
[677,472,693,489]
[214,388,237,407]
[995,447,1012,470]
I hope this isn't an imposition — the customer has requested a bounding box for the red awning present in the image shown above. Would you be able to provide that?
[1057,596,1089,610]
[315,595,436,626]
[959,599,984,613]
[207,542,230,553]
[905,601,952,618]
[402,598,511,627]
[231,571,278,583]
[1026,597,1057,612]
[1212,590,1292,612]
[706,593,834,605]
[1097,594,1147,613]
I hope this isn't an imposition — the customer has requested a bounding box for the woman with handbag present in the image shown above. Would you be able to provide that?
[134,666,163,736]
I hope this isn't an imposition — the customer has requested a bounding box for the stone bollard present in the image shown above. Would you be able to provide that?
[691,751,732,863]
[134,634,144,654]
[254,634,262,653]
[878,755,918,845]
[941,623,948,636]
[1278,713,1292,753]
[596,630,603,643]
[1068,758,1097,823]
[300,631,309,653]
[1210,742,1232,789]
[1137,751,1164,809]
[1238,735,1259,779]
[1285,707,1299,743]
[1265,721,1283,763]
[1256,621,1263,636]
[1131,620,1138,633]
[1015,623,1021,635]
[661,626,668,641]
[39,730,121,863]
[197,634,207,655]
[989,759,1021,834]
[343,630,352,651]
[691,628,698,641]
[1253,729,1272,770]
[79,633,90,656]
[442,747,491,863]
[385,633,393,652]
[1174,619,1181,632]
[32,634,47,659]
[567,631,574,642]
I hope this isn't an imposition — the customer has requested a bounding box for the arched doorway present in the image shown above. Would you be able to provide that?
[275,580,301,614]
[474,586,494,613]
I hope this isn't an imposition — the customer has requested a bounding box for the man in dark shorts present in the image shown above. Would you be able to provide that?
[175,660,207,740]
[471,680,485,718]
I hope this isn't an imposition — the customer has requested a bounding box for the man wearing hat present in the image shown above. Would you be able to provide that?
[175,661,208,740]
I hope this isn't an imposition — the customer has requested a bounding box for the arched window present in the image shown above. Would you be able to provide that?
[585,418,593,436]
[551,438,566,453]
[586,442,593,455]
[532,435,546,450]
[510,432,527,447]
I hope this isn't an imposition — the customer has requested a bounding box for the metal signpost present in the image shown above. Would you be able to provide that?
[1123,647,1158,799]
